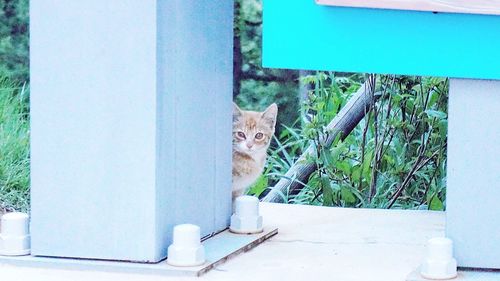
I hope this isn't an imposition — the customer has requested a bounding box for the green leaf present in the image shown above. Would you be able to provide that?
[336,160,351,175]
[340,187,356,204]
[247,175,268,197]
[321,177,334,206]
[330,140,345,160]
[362,150,373,180]
[351,165,361,183]
[439,119,448,139]
[331,182,341,192]
[427,90,439,108]
[424,109,447,119]
[429,194,444,211]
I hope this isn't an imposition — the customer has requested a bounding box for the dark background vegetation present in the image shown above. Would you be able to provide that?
[0,0,447,213]
[0,0,29,213]
[0,0,28,83]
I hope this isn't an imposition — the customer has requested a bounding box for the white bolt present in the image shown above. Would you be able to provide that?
[420,237,457,280]
[0,212,31,256]
[230,196,263,234]
[167,224,205,267]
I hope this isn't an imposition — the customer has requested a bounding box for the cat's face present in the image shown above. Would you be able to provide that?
[233,103,278,155]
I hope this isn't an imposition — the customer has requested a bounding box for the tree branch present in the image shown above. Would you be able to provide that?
[262,76,378,203]
[244,20,262,26]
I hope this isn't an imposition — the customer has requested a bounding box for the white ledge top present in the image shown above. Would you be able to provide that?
[2,204,499,280]
[1,203,447,281]
[316,0,500,16]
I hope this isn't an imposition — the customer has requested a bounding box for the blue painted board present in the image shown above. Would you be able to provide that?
[31,0,159,262]
[263,0,500,79]
[157,0,233,248]
[30,0,233,263]
[446,79,500,269]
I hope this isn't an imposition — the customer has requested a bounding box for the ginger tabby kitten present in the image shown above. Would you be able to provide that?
[232,103,278,199]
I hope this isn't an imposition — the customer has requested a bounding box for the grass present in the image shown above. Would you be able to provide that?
[0,77,30,213]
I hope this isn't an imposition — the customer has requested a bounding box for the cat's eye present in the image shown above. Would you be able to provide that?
[237,132,246,139]
[255,132,264,140]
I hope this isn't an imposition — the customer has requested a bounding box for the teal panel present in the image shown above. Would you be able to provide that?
[263,0,500,79]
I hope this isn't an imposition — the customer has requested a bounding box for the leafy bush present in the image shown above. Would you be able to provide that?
[252,73,448,210]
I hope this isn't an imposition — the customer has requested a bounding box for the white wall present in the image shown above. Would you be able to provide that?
[447,79,500,269]
[30,0,233,262]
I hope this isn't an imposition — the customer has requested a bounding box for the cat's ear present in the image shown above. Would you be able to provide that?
[261,103,278,129]
[233,102,243,122]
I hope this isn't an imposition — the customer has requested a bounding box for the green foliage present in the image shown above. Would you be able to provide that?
[0,77,30,212]
[0,0,29,83]
[247,174,268,197]
[255,73,448,210]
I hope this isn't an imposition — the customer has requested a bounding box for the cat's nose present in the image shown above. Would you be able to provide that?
[246,142,254,149]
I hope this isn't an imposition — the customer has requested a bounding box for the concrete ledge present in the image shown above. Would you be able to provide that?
[1,203,499,280]
[407,267,500,281]
[0,227,278,276]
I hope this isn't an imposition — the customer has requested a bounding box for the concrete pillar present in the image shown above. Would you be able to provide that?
[30,0,233,262]
[446,79,500,269]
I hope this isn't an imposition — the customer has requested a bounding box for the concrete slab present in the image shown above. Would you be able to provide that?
[1,203,498,281]
[407,268,500,281]
[0,227,278,276]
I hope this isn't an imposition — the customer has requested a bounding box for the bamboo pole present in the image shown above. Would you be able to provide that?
[262,76,377,203]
